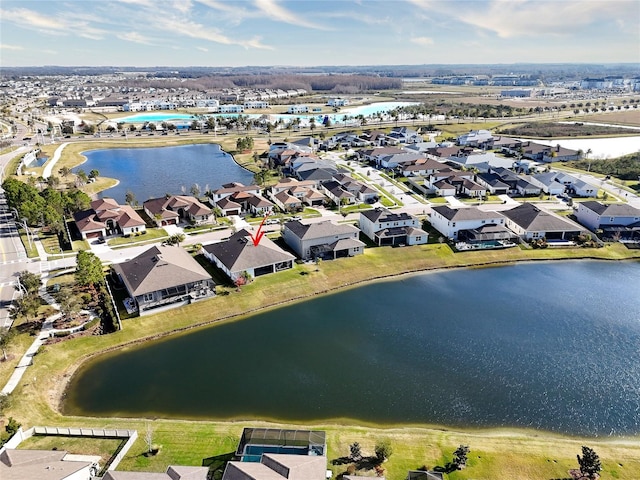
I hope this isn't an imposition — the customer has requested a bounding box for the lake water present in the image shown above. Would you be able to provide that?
[79,144,254,204]
[63,260,640,436]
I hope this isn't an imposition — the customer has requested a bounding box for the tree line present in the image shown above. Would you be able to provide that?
[1,177,91,234]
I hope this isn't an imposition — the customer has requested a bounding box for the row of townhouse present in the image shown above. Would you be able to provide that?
[319,127,432,152]
[430,203,587,243]
[456,130,582,163]
[430,200,640,245]
[74,195,216,242]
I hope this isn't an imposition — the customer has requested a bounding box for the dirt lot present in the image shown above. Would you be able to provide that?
[580,110,640,127]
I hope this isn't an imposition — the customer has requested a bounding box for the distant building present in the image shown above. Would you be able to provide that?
[287,105,309,114]
[501,89,533,98]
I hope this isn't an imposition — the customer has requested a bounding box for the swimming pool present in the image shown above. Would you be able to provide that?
[115,101,420,125]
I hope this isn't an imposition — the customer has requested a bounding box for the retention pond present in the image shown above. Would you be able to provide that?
[64,261,640,436]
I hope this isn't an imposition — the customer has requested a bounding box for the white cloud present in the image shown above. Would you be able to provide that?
[149,14,273,50]
[0,43,24,51]
[408,0,639,38]
[1,6,106,40]
[254,0,328,30]
[118,32,156,45]
[411,36,434,46]
[197,46,209,52]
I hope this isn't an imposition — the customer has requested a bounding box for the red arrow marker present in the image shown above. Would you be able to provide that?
[249,213,269,246]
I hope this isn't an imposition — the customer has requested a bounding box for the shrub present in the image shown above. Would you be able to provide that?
[374,439,393,463]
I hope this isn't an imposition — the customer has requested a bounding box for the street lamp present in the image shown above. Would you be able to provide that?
[21,218,33,249]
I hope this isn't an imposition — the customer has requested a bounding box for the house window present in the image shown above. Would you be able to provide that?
[415,236,422,241]
[143,292,153,302]
[452,222,456,227]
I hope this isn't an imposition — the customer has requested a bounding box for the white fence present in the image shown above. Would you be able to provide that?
[0,426,138,471]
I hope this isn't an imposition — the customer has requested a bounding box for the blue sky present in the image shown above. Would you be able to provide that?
[1,0,639,67]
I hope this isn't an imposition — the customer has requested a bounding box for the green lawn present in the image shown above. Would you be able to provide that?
[108,229,168,246]
[18,435,125,468]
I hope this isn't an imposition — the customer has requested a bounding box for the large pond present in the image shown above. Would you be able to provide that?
[64,261,640,436]
[78,144,254,204]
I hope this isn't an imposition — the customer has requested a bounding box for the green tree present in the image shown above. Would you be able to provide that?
[165,233,186,247]
[577,446,602,479]
[452,444,470,469]
[9,294,41,322]
[75,169,88,187]
[0,327,17,361]
[349,441,362,461]
[56,287,83,322]
[75,250,104,287]
[17,271,41,293]
[89,169,100,179]
[125,190,138,207]
[374,439,393,463]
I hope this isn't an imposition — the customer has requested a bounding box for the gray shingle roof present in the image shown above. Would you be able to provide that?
[581,201,640,216]
[431,205,504,222]
[284,220,359,240]
[203,230,294,272]
[113,246,212,297]
[502,203,583,232]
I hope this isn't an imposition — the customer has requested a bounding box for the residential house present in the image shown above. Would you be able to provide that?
[271,189,304,212]
[246,194,276,216]
[475,172,510,195]
[502,202,587,241]
[73,198,146,240]
[515,176,542,196]
[282,220,365,260]
[358,146,406,164]
[457,129,493,146]
[401,158,447,177]
[389,126,423,144]
[521,142,580,163]
[533,171,597,197]
[575,201,640,240]
[216,196,243,217]
[426,145,473,160]
[430,205,510,241]
[404,141,438,155]
[222,454,326,480]
[104,466,208,479]
[224,428,327,480]
[424,169,482,197]
[0,448,100,480]
[270,178,326,207]
[112,245,216,315]
[210,183,260,203]
[378,152,425,169]
[529,172,566,195]
[446,152,515,172]
[359,208,428,246]
[321,180,357,206]
[331,174,379,203]
[143,195,213,227]
[202,229,294,282]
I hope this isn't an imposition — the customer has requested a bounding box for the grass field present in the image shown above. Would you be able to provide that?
[3,242,640,479]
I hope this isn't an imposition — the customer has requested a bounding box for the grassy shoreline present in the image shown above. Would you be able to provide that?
[5,243,640,479]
